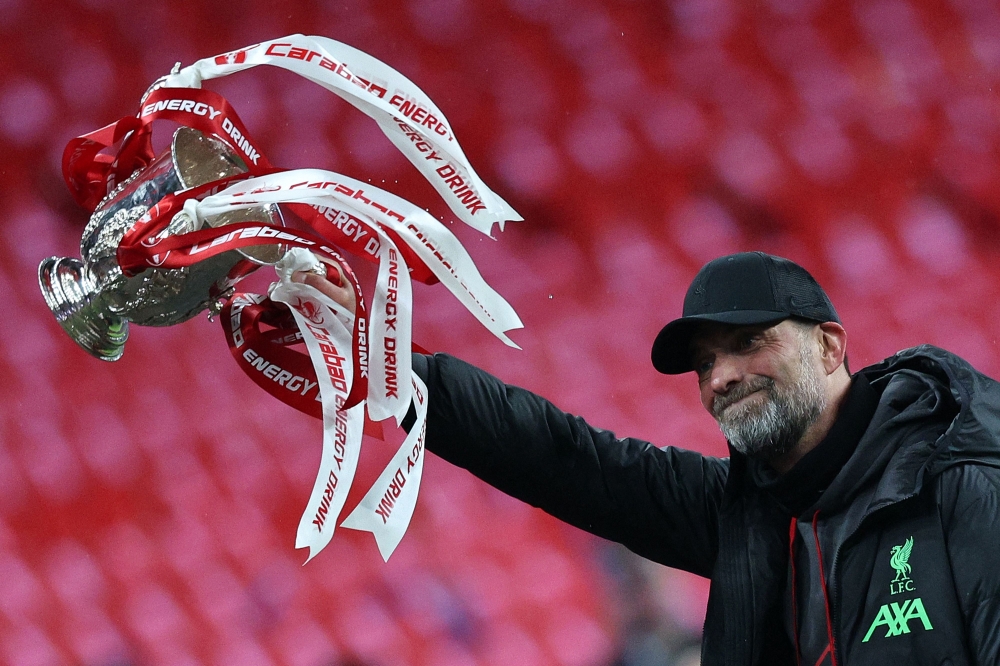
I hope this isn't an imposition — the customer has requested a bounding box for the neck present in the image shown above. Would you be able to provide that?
[771,372,852,475]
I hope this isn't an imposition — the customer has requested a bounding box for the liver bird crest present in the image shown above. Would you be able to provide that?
[890,536,914,582]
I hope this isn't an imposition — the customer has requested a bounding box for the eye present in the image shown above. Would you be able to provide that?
[695,357,714,377]
[736,333,760,351]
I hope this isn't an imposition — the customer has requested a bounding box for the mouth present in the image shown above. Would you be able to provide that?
[715,388,764,416]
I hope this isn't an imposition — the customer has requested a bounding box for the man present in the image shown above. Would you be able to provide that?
[298,251,1000,665]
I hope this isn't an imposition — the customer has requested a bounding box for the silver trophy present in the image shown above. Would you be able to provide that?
[38,127,284,361]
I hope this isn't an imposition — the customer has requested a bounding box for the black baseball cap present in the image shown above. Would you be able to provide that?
[651,252,840,374]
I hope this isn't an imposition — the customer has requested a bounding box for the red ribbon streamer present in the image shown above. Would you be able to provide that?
[64,82,440,416]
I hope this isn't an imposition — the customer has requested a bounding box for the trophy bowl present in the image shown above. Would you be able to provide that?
[39,127,284,361]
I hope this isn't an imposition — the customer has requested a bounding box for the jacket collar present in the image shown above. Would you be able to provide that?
[849,344,1000,510]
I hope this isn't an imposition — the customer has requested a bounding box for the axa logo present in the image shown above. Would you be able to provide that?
[863,537,934,642]
[862,598,934,641]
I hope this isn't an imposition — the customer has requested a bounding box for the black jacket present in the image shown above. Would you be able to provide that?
[416,345,1000,665]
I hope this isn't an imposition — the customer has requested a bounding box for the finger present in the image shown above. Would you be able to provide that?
[291,270,339,299]
[293,271,358,314]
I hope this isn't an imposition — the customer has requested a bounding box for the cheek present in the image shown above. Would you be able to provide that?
[744,353,788,385]
[699,382,715,413]
[760,358,800,389]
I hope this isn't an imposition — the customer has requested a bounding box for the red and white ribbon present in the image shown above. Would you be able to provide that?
[366,228,413,425]
[340,373,428,561]
[156,34,521,235]
[116,193,373,412]
[189,169,523,347]
[63,35,526,561]
[221,293,322,418]
[270,249,365,563]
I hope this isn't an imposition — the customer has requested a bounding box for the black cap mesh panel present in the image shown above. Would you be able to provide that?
[767,256,840,323]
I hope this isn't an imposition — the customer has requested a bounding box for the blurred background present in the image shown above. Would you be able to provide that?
[2,0,999,664]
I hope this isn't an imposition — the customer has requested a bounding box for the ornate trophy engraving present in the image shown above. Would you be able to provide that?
[38,127,282,361]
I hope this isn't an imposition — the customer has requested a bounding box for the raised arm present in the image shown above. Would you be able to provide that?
[292,260,729,576]
[415,351,727,575]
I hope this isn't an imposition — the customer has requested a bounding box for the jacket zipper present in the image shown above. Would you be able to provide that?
[828,493,917,664]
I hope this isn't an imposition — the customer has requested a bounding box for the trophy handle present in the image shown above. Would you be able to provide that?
[38,256,129,361]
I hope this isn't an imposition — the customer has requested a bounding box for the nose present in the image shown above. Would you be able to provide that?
[709,352,744,396]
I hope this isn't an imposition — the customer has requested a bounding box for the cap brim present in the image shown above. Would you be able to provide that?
[650,310,789,374]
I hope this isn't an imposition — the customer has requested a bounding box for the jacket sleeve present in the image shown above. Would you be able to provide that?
[939,463,1000,664]
[414,352,728,577]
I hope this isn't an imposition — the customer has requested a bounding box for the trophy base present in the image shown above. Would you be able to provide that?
[38,256,129,361]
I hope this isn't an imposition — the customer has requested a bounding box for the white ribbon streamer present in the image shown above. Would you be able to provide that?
[149,35,529,561]
[341,373,428,561]
[271,250,364,563]
[366,228,413,424]
[158,34,521,235]
[192,169,524,347]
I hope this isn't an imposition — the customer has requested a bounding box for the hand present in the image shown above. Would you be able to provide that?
[292,259,357,316]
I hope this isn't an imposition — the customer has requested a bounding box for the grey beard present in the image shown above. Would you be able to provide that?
[713,353,827,462]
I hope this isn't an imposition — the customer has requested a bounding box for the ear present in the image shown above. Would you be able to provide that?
[816,322,848,375]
